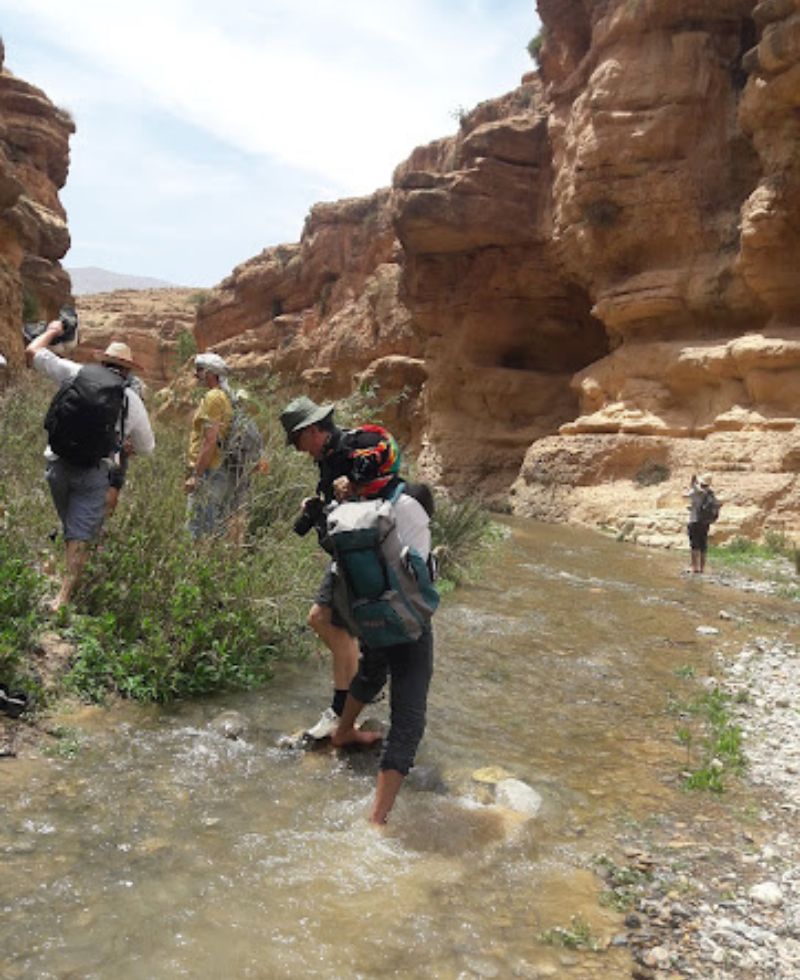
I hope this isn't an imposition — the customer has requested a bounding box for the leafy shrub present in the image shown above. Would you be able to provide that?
[70,421,319,702]
[0,374,491,704]
[175,329,197,365]
[0,524,46,692]
[527,32,543,64]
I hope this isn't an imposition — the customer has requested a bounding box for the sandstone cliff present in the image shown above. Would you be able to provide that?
[0,40,74,375]
[72,288,201,390]
[192,0,799,545]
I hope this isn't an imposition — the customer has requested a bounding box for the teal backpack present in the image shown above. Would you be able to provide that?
[327,483,439,648]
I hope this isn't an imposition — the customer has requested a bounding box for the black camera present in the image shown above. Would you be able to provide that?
[22,305,79,346]
[293,495,324,536]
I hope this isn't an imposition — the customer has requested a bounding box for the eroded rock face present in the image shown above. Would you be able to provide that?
[72,289,201,390]
[195,188,423,446]
[393,82,608,495]
[0,42,74,374]
[510,0,800,542]
[192,1,800,542]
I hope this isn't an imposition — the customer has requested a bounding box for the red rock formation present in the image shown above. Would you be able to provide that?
[0,40,74,374]
[193,1,800,544]
[72,288,201,390]
[510,0,800,544]
[196,188,422,445]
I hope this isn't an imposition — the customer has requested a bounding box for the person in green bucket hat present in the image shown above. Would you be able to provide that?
[280,396,402,740]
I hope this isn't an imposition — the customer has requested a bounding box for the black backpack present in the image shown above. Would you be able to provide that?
[697,489,721,524]
[44,364,126,467]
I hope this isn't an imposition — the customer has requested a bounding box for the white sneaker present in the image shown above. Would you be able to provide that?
[304,706,340,740]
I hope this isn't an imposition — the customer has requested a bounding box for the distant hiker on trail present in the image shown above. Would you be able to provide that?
[684,473,720,574]
[26,324,155,612]
[326,450,439,826]
[185,352,235,539]
[281,396,410,741]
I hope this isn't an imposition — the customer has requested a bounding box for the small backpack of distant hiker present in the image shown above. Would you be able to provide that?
[44,364,127,467]
[221,393,264,482]
[327,482,439,648]
[698,488,721,525]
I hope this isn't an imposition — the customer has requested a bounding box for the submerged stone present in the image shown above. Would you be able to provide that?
[494,778,542,817]
[210,710,249,740]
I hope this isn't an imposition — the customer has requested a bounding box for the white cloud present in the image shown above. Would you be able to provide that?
[1,0,538,283]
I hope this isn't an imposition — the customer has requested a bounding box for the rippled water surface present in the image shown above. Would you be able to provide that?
[3,520,798,978]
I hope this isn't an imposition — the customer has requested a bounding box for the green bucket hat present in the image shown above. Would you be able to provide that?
[280,396,335,445]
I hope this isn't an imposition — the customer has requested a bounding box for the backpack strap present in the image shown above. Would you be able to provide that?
[389,480,406,504]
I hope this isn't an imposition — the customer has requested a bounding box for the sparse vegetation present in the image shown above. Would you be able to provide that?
[596,854,652,912]
[635,459,670,486]
[175,328,197,366]
[527,31,544,64]
[667,684,746,793]
[0,375,491,706]
[448,104,470,128]
[22,289,40,323]
[709,532,799,596]
[538,914,601,951]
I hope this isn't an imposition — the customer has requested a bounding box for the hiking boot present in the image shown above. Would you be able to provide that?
[304,707,340,741]
[0,688,28,719]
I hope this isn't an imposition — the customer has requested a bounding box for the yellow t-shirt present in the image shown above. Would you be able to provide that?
[188,388,232,470]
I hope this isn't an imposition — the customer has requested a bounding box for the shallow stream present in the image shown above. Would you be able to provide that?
[2,520,798,979]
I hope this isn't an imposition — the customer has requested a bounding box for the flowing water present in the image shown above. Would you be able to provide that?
[2,520,799,979]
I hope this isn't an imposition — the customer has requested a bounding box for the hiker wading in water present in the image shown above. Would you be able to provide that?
[281,397,409,741]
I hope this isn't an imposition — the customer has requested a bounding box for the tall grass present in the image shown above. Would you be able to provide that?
[0,374,494,704]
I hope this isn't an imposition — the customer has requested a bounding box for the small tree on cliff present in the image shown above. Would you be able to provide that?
[527,31,543,65]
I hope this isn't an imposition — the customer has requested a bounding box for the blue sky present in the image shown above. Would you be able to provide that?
[1,0,538,287]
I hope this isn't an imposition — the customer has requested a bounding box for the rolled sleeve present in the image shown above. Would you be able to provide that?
[32,348,79,384]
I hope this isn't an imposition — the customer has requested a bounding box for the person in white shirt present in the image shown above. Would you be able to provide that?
[26,322,155,612]
[329,471,436,826]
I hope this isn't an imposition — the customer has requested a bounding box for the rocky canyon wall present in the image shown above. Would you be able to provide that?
[193,0,799,544]
[0,40,73,375]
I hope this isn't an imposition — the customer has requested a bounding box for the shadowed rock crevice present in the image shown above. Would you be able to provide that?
[0,45,74,373]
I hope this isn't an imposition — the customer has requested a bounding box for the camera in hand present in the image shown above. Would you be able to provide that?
[293,495,324,536]
[22,305,79,346]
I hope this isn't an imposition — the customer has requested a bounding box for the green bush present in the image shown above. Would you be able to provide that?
[527,32,543,64]
[175,328,197,366]
[0,525,46,693]
[69,420,320,702]
[0,375,491,704]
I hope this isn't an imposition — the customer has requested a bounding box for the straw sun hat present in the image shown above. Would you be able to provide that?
[96,341,141,371]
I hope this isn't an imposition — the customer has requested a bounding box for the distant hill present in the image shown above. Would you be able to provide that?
[67,266,186,295]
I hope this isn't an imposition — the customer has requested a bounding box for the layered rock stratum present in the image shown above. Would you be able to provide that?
[0,39,74,374]
[8,3,798,547]
[72,289,201,390]
[191,0,799,545]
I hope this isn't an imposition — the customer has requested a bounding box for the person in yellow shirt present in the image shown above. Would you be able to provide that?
[185,352,234,538]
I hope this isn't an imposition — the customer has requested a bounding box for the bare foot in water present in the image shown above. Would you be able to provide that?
[330,727,383,749]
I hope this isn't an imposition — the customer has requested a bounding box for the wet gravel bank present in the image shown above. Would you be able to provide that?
[609,637,800,979]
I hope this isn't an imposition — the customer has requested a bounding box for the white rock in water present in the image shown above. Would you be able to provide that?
[494,778,542,817]
[749,882,783,907]
[697,626,720,636]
